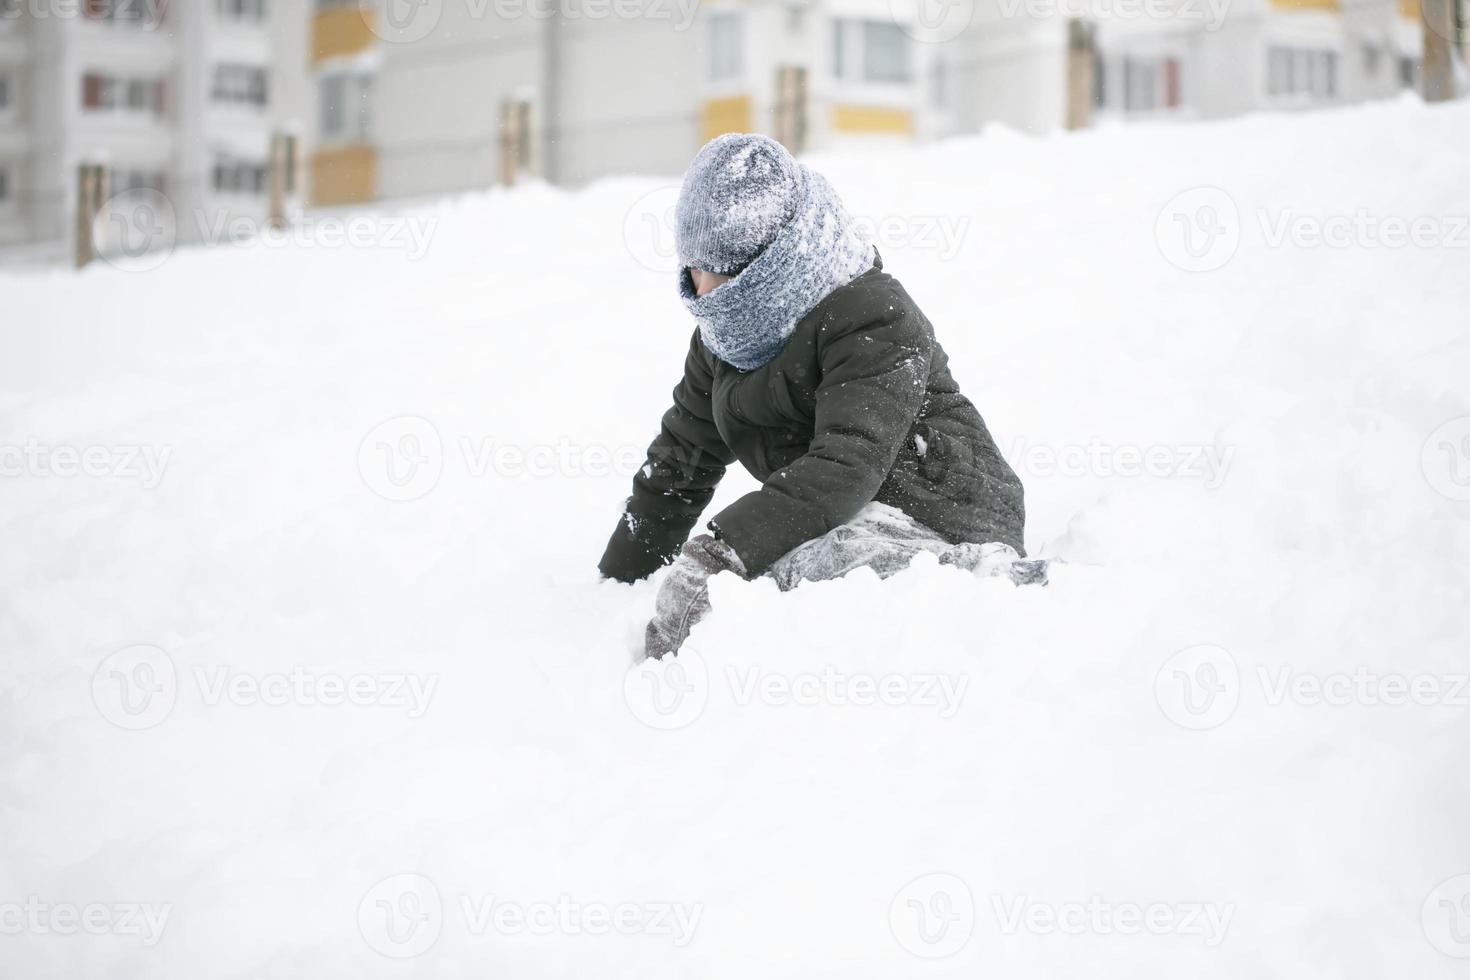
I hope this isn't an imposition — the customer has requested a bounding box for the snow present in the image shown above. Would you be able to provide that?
[3,96,1470,978]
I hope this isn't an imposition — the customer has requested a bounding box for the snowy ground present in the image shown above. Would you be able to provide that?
[3,97,1470,979]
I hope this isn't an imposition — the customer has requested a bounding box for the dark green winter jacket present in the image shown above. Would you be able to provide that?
[598,257,1025,582]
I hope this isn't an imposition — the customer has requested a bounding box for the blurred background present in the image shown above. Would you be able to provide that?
[0,0,1464,268]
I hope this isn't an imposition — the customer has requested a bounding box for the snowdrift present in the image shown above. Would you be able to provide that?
[3,97,1470,979]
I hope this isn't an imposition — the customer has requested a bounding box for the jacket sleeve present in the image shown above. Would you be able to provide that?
[707,307,933,576]
[598,332,737,583]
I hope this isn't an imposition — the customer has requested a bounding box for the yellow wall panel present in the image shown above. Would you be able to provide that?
[700,95,753,144]
[312,8,378,65]
[1268,0,1341,10]
[311,145,377,206]
[830,105,914,136]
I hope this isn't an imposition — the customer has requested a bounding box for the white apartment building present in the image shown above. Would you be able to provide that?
[0,0,306,256]
[305,0,1011,203]
[1089,0,1446,121]
[305,0,1457,208]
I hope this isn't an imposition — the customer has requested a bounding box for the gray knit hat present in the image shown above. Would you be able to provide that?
[675,133,801,277]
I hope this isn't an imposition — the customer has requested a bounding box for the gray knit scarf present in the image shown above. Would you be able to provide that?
[679,166,875,371]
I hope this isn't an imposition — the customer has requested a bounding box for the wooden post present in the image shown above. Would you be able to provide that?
[1421,0,1460,101]
[267,132,300,230]
[1066,19,1097,130]
[499,98,533,187]
[74,163,108,269]
[775,66,809,154]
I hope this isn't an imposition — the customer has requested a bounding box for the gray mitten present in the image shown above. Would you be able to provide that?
[644,535,747,659]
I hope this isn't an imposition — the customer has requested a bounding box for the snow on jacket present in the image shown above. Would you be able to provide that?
[598,253,1026,582]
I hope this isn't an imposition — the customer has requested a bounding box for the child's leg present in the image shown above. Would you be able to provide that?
[766,502,955,591]
[767,501,1049,591]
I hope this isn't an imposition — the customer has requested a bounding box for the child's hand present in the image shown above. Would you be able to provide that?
[643,535,746,659]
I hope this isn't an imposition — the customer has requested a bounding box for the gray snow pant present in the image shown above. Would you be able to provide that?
[644,502,1048,658]
[765,502,1047,591]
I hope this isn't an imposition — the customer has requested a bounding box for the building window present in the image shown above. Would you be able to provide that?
[319,72,372,141]
[83,72,166,116]
[0,166,9,203]
[1267,46,1337,101]
[212,64,269,107]
[216,0,267,19]
[83,0,162,27]
[1399,55,1418,89]
[709,12,742,82]
[832,20,914,83]
[111,169,166,194]
[1097,56,1182,113]
[0,74,10,112]
[862,22,911,82]
[213,157,268,194]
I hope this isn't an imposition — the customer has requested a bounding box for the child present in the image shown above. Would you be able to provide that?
[599,134,1034,658]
